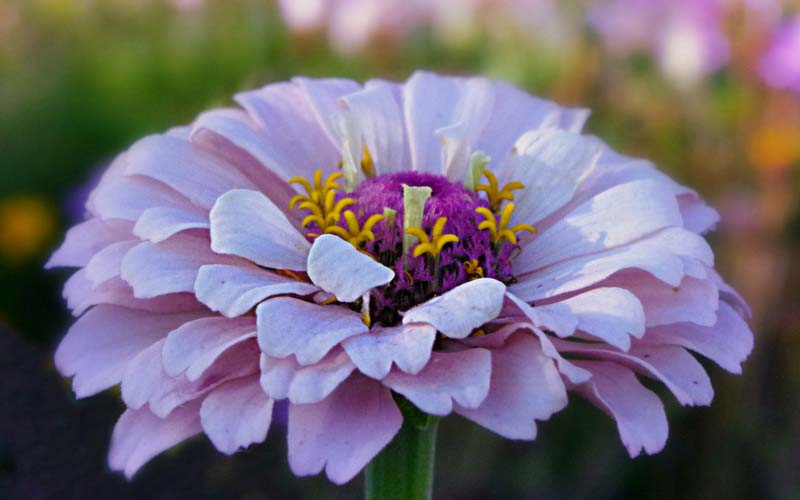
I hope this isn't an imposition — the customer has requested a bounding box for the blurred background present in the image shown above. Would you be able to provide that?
[1,0,799,498]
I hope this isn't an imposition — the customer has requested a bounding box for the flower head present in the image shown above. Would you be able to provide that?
[758,16,800,93]
[49,71,752,484]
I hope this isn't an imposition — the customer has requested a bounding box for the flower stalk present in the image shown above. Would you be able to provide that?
[364,397,439,500]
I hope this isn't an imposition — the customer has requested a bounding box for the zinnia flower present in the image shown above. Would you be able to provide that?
[49,71,753,485]
[758,16,800,93]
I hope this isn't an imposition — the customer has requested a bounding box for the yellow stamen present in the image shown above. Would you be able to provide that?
[290,169,356,237]
[361,146,376,178]
[463,259,484,280]
[324,210,385,248]
[475,170,525,212]
[475,203,536,245]
[405,217,459,258]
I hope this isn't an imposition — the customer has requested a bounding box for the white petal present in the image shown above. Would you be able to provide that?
[209,189,310,271]
[307,234,394,302]
[133,206,209,243]
[383,348,491,416]
[515,180,683,274]
[195,264,318,317]
[259,348,355,404]
[402,278,506,338]
[200,377,274,455]
[342,323,436,379]
[257,297,367,365]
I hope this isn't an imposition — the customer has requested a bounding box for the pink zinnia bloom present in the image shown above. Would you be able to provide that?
[49,72,753,484]
[758,16,800,93]
[589,0,730,86]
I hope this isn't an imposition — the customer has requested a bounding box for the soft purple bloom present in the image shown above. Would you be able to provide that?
[589,0,730,86]
[49,72,752,484]
[759,16,800,93]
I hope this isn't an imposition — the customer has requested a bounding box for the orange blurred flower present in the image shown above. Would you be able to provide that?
[0,196,57,263]
[747,124,800,172]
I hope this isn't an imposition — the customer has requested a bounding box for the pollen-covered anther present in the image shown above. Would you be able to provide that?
[463,259,485,280]
[475,170,524,212]
[289,169,356,237]
[475,203,536,246]
[325,210,385,248]
[405,217,459,258]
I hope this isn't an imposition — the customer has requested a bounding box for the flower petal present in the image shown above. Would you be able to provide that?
[402,278,506,338]
[515,179,683,274]
[84,240,138,287]
[133,206,209,243]
[109,403,201,479]
[47,218,133,269]
[558,287,646,351]
[125,133,258,209]
[121,232,236,298]
[572,360,668,457]
[209,189,310,271]
[641,301,753,374]
[504,129,601,226]
[307,234,395,302]
[195,264,319,317]
[456,333,567,440]
[257,297,367,365]
[287,375,402,484]
[54,306,204,398]
[342,323,436,379]
[162,316,257,379]
[383,348,491,416]
[200,376,274,455]
[259,348,355,404]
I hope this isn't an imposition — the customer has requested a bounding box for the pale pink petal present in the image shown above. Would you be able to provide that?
[504,129,601,226]
[383,348,491,416]
[200,376,274,455]
[403,71,463,174]
[572,360,668,457]
[307,234,394,302]
[259,348,355,404]
[47,217,134,269]
[456,333,567,440]
[257,297,367,364]
[559,287,646,351]
[678,195,719,234]
[641,302,753,374]
[89,168,196,222]
[195,263,318,317]
[557,341,713,406]
[619,272,719,327]
[511,227,710,302]
[294,77,362,150]
[340,84,408,176]
[63,270,201,317]
[162,316,257,379]
[342,323,436,379]
[125,133,257,209]
[402,278,506,339]
[133,206,209,243]
[209,189,310,271]
[287,375,401,484]
[236,81,339,179]
[108,403,201,478]
[84,240,138,287]
[122,338,259,418]
[515,180,683,274]
[121,232,238,298]
[55,306,204,398]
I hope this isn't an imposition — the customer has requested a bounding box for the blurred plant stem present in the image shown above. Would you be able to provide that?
[364,397,439,500]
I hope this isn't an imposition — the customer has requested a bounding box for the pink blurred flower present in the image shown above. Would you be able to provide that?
[589,0,730,86]
[49,72,752,484]
[759,16,800,93]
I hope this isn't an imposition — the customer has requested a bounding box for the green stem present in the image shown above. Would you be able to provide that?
[364,407,440,500]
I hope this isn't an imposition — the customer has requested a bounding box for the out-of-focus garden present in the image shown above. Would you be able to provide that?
[1,0,798,498]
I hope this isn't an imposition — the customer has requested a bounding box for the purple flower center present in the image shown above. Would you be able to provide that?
[349,172,516,326]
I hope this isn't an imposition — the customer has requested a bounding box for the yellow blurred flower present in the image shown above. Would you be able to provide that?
[0,196,57,263]
[747,124,800,173]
